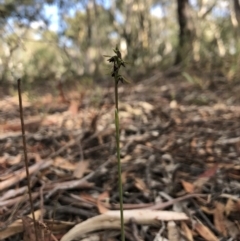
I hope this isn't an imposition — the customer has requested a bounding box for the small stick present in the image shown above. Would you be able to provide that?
[17,79,39,241]
[149,193,206,210]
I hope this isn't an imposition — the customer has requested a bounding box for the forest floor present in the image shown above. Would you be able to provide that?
[1,71,240,241]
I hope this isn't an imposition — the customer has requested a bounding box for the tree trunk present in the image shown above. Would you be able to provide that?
[234,0,240,26]
[175,0,195,65]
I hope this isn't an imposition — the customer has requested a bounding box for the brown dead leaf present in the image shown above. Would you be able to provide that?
[41,117,57,127]
[68,100,79,115]
[205,139,213,154]
[224,219,240,239]
[27,143,44,153]
[53,157,76,171]
[79,193,97,204]
[168,221,180,241]
[97,191,109,214]
[3,117,43,132]
[0,160,52,191]
[22,216,58,241]
[73,160,89,179]
[194,222,218,241]
[40,93,53,105]
[134,177,149,194]
[200,206,214,215]
[214,202,227,236]
[121,155,132,163]
[138,101,154,112]
[7,154,22,166]
[193,177,209,192]
[0,210,43,240]
[32,153,42,163]
[225,199,236,216]
[0,155,8,164]
[0,220,23,240]
[22,216,44,241]
[227,166,240,180]
[198,164,218,178]
[236,199,240,212]
[181,180,194,193]
[161,136,175,151]
[121,171,128,185]
[181,221,193,241]
[190,138,197,149]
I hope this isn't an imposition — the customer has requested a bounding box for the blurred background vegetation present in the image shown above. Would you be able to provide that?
[0,0,239,89]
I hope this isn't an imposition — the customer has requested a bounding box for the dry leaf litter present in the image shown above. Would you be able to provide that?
[1,73,240,241]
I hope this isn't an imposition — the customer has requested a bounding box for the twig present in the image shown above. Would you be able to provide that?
[45,157,112,198]
[0,160,52,191]
[17,79,39,241]
[0,192,40,208]
[130,218,144,241]
[153,221,165,241]
[191,199,221,236]
[148,193,206,210]
[44,205,95,218]
[60,209,188,241]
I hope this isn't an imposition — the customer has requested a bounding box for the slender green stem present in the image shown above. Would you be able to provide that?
[114,75,125,241]
[106,47,125,241]
[115,109,125,241]
[115,75,119,110]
